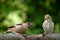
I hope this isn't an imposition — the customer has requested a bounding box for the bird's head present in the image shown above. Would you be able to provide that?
[44,14,52,21]
[23,22,32,28]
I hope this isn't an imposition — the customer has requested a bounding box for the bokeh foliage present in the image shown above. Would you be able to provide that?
[0,0,60,34]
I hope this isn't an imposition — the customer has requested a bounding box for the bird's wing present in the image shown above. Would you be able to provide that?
[42,21,49,32]
[8,24,22,28]
[16,24,22,25]
[8,26,15,28]
[49,21,54,32]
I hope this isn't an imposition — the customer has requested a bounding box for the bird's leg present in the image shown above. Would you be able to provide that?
[42,31,48,36]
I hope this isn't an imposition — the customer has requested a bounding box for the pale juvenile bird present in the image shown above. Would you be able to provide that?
[42,14,54,34]
[4,22,32,34]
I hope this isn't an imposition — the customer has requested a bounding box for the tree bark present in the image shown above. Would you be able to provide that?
[0,33,60,40]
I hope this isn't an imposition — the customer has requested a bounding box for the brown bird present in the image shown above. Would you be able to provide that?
[4,22,32,34]
[42,14,54,34]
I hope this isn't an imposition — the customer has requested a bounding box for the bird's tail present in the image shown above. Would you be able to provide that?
[4,30,12,34]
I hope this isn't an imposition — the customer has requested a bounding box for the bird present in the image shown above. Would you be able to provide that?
[42,14,54,34]
[4,22,32,34]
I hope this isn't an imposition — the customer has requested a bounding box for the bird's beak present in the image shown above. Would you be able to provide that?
[29,22,32,28]
[45,18,47,20]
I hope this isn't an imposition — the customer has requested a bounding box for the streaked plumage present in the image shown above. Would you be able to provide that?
[42,14,54,34]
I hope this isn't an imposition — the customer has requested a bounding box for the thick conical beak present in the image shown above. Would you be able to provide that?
[28,22,32,28]
[29,23,32,26]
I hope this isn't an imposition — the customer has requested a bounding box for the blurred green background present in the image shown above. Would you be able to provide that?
[0,0,60,34]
